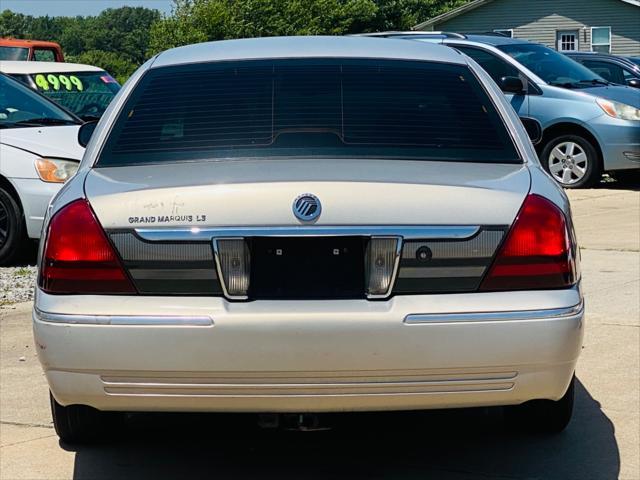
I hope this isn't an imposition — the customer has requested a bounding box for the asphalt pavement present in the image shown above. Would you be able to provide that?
[1,185,638,480]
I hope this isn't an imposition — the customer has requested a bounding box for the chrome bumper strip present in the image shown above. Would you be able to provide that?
[404,301,584,324]
[135,225,481,242]
[34,308,213,326]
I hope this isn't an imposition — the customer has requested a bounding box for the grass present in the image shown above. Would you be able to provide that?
[13,267,33,277]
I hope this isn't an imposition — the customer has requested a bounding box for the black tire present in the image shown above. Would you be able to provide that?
[505,375,575,434]
[50,392,122,444]
[540,135,601,189]
[0,187,26,266]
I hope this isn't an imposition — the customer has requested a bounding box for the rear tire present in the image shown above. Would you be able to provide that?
[505,375,575,433]
[0,187,26,266]
[50,392,122,444]
[541,135,601,188]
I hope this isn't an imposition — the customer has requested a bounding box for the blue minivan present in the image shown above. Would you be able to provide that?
[366,33,640,188]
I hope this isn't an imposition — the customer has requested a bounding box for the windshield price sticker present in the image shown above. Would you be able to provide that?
[34,74,84,92]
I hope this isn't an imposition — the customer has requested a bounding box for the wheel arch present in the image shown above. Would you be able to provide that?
[0,175,24,213]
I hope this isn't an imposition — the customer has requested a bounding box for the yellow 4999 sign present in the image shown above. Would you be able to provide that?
[34,74,84,92]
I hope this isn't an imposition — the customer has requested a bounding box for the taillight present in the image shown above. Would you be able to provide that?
[480,194,577,291]
[39,199,136,294]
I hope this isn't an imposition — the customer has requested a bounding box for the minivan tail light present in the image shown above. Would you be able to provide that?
[39,199,136,294]
[480,194,577,291]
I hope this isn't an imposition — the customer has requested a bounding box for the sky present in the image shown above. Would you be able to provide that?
[0,0,173,16]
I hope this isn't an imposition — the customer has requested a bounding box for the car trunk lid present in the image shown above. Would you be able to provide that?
[85,159,530,228]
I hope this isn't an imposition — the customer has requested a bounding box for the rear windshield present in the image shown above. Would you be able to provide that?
[98,59,520,166]
[0,46,29,61]
[28,71,120,119]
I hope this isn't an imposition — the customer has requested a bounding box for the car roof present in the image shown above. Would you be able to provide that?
[365,32,532,47]
[452,34,531,46]
[152,35,467,69]
[563,52,640,67]
[0,38,61,48]
[0,61,104,74]
[566,52,618,58]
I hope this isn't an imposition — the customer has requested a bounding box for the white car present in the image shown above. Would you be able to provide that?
[0,61,120,120]
[34,37,584,443]
[0,74,83,264]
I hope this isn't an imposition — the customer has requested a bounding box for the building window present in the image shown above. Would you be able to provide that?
[591,26,611,53]
[493,29,513,38]
[557,30,579,51]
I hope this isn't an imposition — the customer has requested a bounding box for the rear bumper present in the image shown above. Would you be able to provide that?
[33,287,584,413]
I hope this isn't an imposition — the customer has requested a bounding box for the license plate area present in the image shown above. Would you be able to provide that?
[249,237,366,299]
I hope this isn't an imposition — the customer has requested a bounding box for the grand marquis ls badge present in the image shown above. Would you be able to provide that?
[293,194,321,222]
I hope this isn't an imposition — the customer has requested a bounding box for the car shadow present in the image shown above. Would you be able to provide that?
[65,378,619,479]
[597,175,640,191]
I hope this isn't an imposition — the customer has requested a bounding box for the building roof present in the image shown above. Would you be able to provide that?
[0,61,103,74]
[152,35,466,68]
[413,0,640,30]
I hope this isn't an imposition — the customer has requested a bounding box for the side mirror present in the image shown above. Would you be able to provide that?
[626,78,640,89]
[500,76,525,94]
[78,120,98,148]
[519,117,542,145]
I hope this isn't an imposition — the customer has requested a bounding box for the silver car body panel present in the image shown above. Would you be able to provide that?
[34,286,583,411]
[84,160,531,228]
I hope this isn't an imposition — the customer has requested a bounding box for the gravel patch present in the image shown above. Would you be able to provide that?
[0,266,37,306]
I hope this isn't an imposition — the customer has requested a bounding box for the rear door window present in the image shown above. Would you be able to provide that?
[581,60,625,84]
[33,49,56,62]
[98,58,520,166]
[454,46,520,85]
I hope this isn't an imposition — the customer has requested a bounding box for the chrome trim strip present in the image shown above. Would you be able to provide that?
[34,308,213,326]
[366,236,403,300]
[404,301,584,324]
[135,226,480,242]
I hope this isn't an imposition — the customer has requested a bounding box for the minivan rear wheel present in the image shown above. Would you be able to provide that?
[50,392,122,444]
[541,135,600,188]
[505,375,575,433]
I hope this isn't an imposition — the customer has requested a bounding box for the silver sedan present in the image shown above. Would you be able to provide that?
[33,36,583,443]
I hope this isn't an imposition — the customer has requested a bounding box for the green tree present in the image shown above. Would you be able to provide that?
[1,1,467,84]
[1,7,159,82]
[148,0,379,55]
[148,0,466,55]
[0,10,33,37]
[88,7,160,64]
[369,0,466,31]
[65,49,138,84]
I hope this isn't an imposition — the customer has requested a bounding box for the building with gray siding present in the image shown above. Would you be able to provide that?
[414,0,640,56]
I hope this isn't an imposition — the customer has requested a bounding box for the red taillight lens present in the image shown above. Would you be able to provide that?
[480,194,577,291]
[39,199,136,294]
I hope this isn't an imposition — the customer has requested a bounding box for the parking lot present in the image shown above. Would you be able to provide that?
[1,183,638,480]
